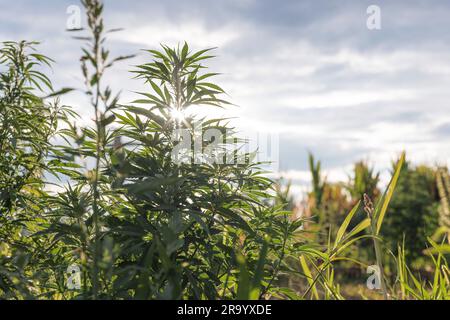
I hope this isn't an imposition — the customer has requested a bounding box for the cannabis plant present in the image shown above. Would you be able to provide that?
[13,0,300,300]
[103,43,301,299]
[0,40,72,298]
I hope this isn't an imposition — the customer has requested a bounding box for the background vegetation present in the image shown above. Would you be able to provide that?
[0,0,449,300]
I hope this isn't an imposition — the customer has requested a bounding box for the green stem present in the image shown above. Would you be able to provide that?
[90,2,103,300]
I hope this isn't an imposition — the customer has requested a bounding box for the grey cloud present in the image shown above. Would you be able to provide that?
[278,134,374,171]
[434,123,450,137]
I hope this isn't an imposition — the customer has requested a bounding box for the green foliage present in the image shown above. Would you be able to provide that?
[296,154,450,300]
[307,153,352,244]
[435,167,450,243]
[308,153,325,209]
[296,155,404,300]
[1,0,449,301]
[396,239,450,300]
[274,178,295,211]
[0,0,300,300]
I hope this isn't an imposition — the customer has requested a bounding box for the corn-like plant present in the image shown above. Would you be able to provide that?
[308,153,325,210]
[0,0,300,300]
[396,239,450,299]
[0,40,73,299]
[298,153,405,300]
[348,161,380,202]
[39,0,134,299]
[0,41,63,217]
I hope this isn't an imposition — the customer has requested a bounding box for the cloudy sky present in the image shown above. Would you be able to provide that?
[2,0,450,196]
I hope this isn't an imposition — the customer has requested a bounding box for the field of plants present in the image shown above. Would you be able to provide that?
[1,0,449,300]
